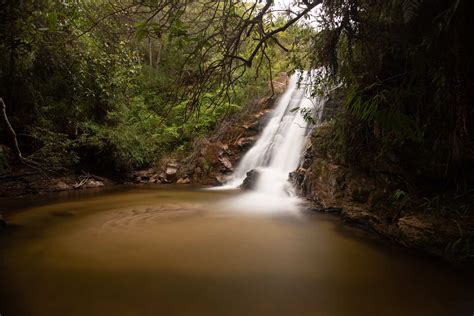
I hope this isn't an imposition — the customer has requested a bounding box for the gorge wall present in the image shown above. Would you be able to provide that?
[290,92,474,264]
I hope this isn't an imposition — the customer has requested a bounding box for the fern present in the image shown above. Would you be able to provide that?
[344,83,418,144]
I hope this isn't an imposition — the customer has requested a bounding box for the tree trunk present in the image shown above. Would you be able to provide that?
[1,97,23,160]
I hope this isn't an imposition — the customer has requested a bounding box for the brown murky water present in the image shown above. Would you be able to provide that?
[0,185,473,316]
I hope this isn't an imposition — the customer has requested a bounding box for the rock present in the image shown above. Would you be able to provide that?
[288,168,305,187]
[159,173,171,183]
[218,157,233,171]
[217,142,229,152]
[311,206,343,213]
[257,96,273,109]
[129,168,161,183]
[82,179,104,189]
[165,163,178,181]
[149,174,161,183]
[342,207,381,228]
[0,214,6,227]
[272,72,289,94]
[398,216,434,245]
[200,142,228,162]
[53,180,72,191]
[240,169,260,190]
[242,120,260,132]
[176,177,191,184]
[215,174,232,184]
[236,136,257,150]
[166,163,178,174]
[320,91,343,122]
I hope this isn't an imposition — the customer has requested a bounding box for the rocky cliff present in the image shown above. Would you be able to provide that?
[290,95,474,264]
[173,72,290,185]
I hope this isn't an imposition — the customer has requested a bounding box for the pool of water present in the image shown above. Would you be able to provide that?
[0,185,472,315]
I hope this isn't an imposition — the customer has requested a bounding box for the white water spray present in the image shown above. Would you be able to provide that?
[222,71,325,211]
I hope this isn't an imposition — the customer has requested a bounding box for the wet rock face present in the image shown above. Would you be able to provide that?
[236,136,258,150]
[289,168,305,187]
[240,169,260,190]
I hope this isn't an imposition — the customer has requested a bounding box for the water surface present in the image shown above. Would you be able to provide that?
[0,185,472,316]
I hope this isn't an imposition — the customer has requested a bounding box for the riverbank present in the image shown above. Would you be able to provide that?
[290,121,474,265]
[0,73,290,199]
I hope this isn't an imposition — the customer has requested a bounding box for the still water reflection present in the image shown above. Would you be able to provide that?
[0,185,472,316]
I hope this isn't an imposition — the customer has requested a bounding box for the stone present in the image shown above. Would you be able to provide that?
[218,157,233,171]
[398,216,433,245]
[236,136,257,150]
[159,173,171,183]
[53,180,71,191]
[83,179,104,189]
[240,169,260,190]
[215,174,232,184]
[242,120,260,132]
[176,177,191,184]
[165,163,178,181]
[288,168,305,187]
[342,207,381,228]
[130,168,161,183]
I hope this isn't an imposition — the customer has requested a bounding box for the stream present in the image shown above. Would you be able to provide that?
[0,185,473,316]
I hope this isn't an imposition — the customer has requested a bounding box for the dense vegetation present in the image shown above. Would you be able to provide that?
[1,0,472,192]
[0,0,301,174]
[313,0,473,190]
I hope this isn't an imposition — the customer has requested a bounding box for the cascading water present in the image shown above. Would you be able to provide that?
[222,71,325,212]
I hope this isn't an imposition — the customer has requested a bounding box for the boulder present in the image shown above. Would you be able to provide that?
[288,168,306,187]
[165,163,178,181]
[240,169,260,190]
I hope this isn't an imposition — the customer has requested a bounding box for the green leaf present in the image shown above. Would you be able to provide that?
[48,12,58,32]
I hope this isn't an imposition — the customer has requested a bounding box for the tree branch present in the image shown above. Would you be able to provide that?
[1,97,23,160]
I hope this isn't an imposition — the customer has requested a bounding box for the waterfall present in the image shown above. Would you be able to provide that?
[225,70,325,201]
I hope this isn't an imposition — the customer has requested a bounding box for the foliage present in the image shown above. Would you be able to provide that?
[310,0,473,185]
[0,0,298,173]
